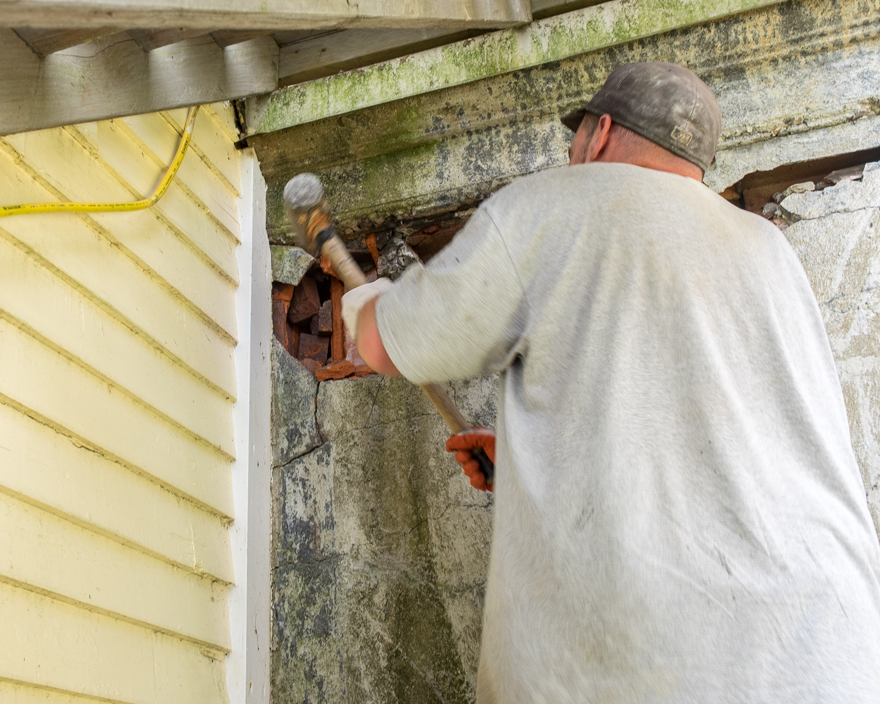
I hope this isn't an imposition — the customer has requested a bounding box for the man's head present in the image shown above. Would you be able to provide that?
[563,62,721,180]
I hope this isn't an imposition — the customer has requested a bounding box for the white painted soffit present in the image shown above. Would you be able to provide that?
[243,0,786,136]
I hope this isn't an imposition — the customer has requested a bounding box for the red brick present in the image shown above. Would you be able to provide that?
[365,233,380,267]
[290,326,301,356]
[299,357,319,375]
[320,253,340,280]
[824,165,864,184]
[352,364,375,378]
[331,278,345,361]
[272,282,294,302]
[315,360,356,381]
[288,277,321,324]
[297,333,329,366]
[310,300,333,337]
[273,299,289,349]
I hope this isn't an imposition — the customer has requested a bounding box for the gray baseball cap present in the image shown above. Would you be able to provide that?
[561,62,722,172]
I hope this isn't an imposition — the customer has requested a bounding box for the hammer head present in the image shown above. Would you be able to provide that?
[283,173,333,256]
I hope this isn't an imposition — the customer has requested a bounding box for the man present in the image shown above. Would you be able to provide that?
[341,63,880,703]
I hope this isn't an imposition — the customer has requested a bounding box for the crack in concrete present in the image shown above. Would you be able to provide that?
[782,203,880,224]
[363,377,384,429]
[277,439,327,470]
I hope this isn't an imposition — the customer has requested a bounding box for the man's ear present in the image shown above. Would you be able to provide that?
[585,114,613,163]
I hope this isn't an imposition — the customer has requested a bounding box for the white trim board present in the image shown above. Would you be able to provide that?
[225,147,272,704]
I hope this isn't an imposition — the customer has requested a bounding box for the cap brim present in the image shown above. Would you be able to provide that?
[561,109,587,133]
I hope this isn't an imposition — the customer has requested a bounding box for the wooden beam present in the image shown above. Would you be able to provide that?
[210,30,276,49]
[0,0,532,30]
[13,27,120,56]
[278,28,482,87]
[245,0,786,136]
[530,0,608,19]
[272,29,332,46]
[0,30,278,135]
[127,28,205,51]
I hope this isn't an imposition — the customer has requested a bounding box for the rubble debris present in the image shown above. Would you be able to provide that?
[330,278,345,361]
[298,333,330,366]
[771,217,789,231]
[365,233,380,267]
[320,253,340,280]
[299,358,319,374]
[378,238,420,280]
[762,202,780,219]
[315,360,356,381]
[773,181,815,203]
[273,282,295,303]
[288,277,321,324]
[273,299,290,350]
[823,165,864,185]
[271,245,314,286]
[311,300,333,337]
[286,321,300,358]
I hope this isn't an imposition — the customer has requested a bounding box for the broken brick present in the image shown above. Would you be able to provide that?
[823,164,864,185]
[299,357,319,375]
[315,360,356,381]
[773,181,815,203]
[310,300,333,337]
[331,278,345,361]
[288,277,321,324]
[352,364,375,378]
[298,333,329,366]
[365,233,380,268]
[320,253,340,280]
[273,298,289,349]
[272,282,294,303]
[286,321,300,358]
[761,202,779,219]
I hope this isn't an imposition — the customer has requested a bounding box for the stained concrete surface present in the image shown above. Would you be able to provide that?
[272,371,497,703]
[249,0,880,244]
[781,162,880,532]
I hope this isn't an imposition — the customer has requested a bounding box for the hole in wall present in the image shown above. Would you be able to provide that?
[726,146,880,213]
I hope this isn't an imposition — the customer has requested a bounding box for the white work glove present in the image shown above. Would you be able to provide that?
[341,278,394,342]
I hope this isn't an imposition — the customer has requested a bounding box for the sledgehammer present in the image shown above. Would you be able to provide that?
[283,173,495,485]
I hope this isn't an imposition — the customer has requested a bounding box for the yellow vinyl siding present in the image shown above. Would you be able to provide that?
[0,104,242,702]
[0,403,233,581]
[0,147,237,396]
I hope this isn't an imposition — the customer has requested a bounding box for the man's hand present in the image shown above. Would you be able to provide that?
[446,427,496,492]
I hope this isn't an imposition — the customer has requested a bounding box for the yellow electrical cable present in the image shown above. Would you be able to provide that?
[0,106,199,219]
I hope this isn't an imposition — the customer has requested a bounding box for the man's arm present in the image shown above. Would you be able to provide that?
[356,296,400,376]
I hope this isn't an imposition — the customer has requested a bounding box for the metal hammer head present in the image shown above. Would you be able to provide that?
[283,173,333,256]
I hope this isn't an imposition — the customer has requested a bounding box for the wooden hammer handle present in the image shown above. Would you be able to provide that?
[321,231,495,484]
[322,234,367,289]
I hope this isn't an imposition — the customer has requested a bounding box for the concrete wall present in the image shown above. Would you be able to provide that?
[780,163,880,534]
[271,339,497,702]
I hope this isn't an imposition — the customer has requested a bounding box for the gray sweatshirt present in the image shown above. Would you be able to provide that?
[377,163,880,704]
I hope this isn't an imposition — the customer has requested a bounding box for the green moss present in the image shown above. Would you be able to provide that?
[250,0,779,136]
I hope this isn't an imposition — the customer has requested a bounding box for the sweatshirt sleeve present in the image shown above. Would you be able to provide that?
[375,205,527,385]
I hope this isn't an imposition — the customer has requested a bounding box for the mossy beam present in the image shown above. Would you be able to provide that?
[245,0,785,135]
